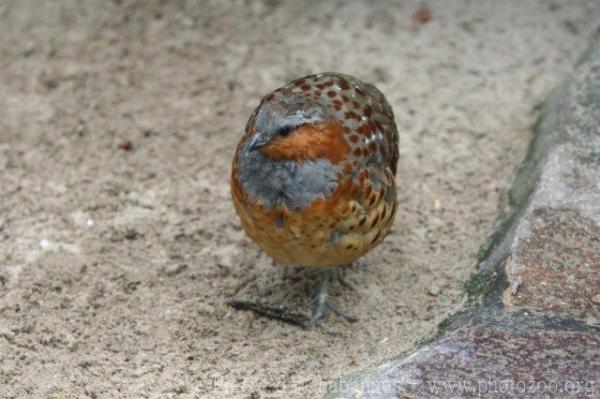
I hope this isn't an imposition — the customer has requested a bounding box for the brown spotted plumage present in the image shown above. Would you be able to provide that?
[230,72,398,328]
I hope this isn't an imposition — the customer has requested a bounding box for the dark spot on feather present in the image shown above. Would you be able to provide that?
[275,214,284,227]
[369,194,377,206]
[371,214,380,227]
[371,230,381,244]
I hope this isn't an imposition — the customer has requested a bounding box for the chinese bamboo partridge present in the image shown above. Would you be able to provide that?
[230,72,398,328]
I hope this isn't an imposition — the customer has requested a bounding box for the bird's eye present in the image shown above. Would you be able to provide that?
[278,125,294,137]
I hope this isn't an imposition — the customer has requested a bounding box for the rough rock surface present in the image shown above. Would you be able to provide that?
[503,43,600,322]
[327,28,600,399]
[327,310,600,398]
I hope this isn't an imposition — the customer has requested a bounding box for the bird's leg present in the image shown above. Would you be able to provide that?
[303,269,358,329]
[228,268,358,329]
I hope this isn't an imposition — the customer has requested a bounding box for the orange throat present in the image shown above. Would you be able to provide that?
[259,121,350,164]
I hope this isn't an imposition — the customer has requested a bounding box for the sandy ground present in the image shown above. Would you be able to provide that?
[0,0,597,397]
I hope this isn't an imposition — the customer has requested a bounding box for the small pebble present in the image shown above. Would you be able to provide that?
[118,139,133,151]
[428,284,441,296]
[413,3,432,25]
[164,264,188,277]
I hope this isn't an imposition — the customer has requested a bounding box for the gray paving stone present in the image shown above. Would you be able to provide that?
[326,309,600,398]
[501,33,600,320]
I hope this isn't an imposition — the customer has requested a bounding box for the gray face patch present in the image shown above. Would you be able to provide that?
[250,95,329,149]
[236,144,340,210]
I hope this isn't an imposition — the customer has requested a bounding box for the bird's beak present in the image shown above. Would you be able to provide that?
[247,135,268,152]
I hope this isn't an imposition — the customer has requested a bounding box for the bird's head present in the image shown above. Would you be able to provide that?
[243,93,349,164]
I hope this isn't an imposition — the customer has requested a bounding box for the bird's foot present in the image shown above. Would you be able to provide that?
[228,268,357,329]
[303,287,358,329]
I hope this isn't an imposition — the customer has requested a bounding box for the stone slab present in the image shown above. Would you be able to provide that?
[326,309,600,398]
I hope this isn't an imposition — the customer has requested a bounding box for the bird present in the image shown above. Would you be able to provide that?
[230,72,399,328]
